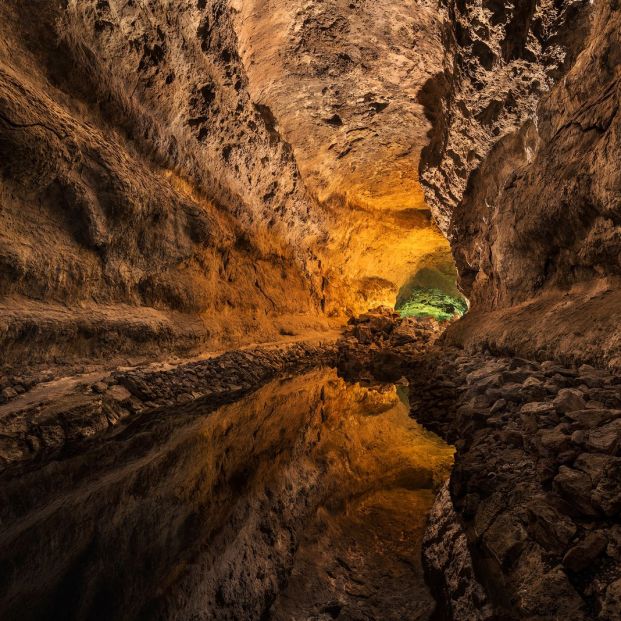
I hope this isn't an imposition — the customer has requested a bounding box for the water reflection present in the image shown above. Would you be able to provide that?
[0,369,453,621]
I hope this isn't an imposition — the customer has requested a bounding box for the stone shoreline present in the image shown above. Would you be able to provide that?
[409,349,621,621]
[0,340,337,474]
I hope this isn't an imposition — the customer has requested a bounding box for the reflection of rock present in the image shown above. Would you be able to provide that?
[423,482,494,621]
[0,369,453,621]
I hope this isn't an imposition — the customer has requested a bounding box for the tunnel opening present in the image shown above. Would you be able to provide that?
[395,259,468,322]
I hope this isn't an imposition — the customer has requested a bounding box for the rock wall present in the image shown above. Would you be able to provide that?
[233,0,455,314]
[0,0,331,363]
[419,0,621,367]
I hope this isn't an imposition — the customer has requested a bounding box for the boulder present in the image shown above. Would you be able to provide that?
[554,466,598,516]
[526,499,576,554]
[554,389,587,414]
[106,385,133,404]
[592,458,621,516]
[483,512,528,566]
[585,418,621,454]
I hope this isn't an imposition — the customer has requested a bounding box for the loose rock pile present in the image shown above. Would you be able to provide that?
[0,342,336,472]
[337,306,444,381]
[410,349,621,621]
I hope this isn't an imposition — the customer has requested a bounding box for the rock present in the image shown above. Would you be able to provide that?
[489,399,507,415]
[92,382,108,394]
[554,389,587,414]
[563,531,608,572]
[599,578,621,620]
[592,458,621,516]
[1,386,18,400]
[520,401,555,416]
[106,385,133,404]
[483,512,527,566]
[354,325,374,345]
[526,499,576,554]
[607,526,621,562]
[585,418,621,454]
[539,426,572,453]
[523,376,543,388]
[553,466,598,516]
[38,424,66,450]
[574,452,614,484]
[566,409,619,429]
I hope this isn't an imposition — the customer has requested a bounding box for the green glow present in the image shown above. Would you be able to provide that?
[396,287,468,322]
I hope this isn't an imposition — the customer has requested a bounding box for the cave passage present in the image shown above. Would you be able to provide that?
[0,368,453,621]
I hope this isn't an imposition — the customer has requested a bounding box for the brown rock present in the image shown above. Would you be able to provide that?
[106,385,133,404]
[1,386,18,400]
[599,578,621,620]
[563,531,608,573]
[592,458,621,516]
[483,513,527,567]
[554,389,587,415]
[527,500,576,554]
[554,466,598,516]
[585,419,621,454]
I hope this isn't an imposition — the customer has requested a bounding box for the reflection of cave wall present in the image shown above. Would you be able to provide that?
[0,370,453,619]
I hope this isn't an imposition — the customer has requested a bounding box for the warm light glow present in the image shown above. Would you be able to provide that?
[318,196,453,315]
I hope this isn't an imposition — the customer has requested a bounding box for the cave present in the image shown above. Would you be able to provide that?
[1,1,620,620]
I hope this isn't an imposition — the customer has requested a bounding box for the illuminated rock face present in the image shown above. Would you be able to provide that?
[0,0,333,361]
[2,0,616,363]
[233,0,454,314]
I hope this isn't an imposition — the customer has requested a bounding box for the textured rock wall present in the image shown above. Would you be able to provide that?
[233,0,455,314]
[0,0,465,360]
[0,0,330,363]
[419,0,621,367]
[419,0,591,234]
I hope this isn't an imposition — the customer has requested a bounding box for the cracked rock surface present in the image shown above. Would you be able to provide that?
[409,348,621,621]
